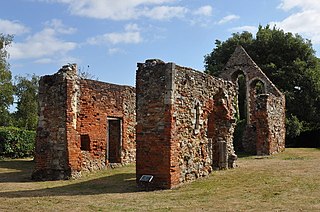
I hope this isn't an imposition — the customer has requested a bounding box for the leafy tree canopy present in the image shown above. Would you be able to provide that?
[0,34,14,126]
[0,34,39,130]
[13,74,39,130]
[204,25,320,139]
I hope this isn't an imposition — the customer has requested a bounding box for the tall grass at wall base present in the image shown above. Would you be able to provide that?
[0,126,35,158]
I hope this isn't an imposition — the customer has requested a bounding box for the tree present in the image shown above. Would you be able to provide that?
[13,74,39,130]
[205,31,254,77]
[204,25,320,140]
[0,34,14,126]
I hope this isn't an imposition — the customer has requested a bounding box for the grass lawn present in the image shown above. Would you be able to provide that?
[0,148,320,211]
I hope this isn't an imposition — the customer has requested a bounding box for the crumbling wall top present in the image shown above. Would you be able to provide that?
[57,63,78,80]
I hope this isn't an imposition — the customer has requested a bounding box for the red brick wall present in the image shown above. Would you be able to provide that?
[136,60,173,189]
[77,79,136,172]
[33,64,136,180]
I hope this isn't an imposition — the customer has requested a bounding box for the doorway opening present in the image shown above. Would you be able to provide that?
[107,117,122,163]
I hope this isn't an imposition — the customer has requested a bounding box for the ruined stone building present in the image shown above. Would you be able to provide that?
[220,46,285,155]
[32,64,136,180]
[136,59,238,189]
[135,47,285,189]
[32,46,285,189]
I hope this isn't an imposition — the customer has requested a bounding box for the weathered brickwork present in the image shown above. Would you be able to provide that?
[33,46,285,189]
[32,64,136,180]
[32,67,73,180]
[136,59,237,189]
[220,46,285,155]
[78,79,136,171]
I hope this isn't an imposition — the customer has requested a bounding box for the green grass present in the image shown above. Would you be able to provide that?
[1,148,320,211]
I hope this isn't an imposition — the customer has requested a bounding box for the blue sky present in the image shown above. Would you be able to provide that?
[1,0,320,86]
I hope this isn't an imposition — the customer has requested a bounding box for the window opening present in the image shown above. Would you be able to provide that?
[237,74,247,121]
[207,112,215,138]
[80,134,90,151]
[232,71,247,152]
[195,103,200,131]
[253,80,265,95]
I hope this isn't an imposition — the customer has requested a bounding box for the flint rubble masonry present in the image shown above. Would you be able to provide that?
[136,59,238,189]
[220,46,285,155]
[32,46,285,189]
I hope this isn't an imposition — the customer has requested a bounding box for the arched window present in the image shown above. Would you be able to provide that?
[250,79,265,96]
[232,70,247,121]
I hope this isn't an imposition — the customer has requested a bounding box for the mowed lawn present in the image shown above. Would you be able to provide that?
[0,148,320,211]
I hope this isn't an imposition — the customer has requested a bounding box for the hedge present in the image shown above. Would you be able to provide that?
[0,127,36,158]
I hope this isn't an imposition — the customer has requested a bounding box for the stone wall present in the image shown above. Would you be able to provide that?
[136,59,237,189]
[32,65,75,180]
[32,64,136,180]
[252,94,285,155]
[33,46,285,187]
[220,46,286,155]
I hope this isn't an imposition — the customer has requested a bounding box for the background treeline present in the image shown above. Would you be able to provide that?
[1,25,320,158]
[1,34,38,158]
[204,25,320,147]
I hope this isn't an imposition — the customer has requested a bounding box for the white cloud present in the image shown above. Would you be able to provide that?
[125,23,140,32]
[188,6,215,27]
[0,19,29,35]
[58,56,81,65]
[88,24,142,45]
[108,48,126,55]
[145,6,188,20]
[34,58,54,64]
[278,0,320,11]
[218,15,240,25]
[230,26,257,34]
[44,0,187,20]
[8,20,77,60]
[42,0,215,22]
[91,32,142,45]
[193,5,212,17]
[44,19,77,34]
[273,0,320,44]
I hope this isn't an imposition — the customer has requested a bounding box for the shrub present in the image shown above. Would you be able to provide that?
[285,115,303,146]
[0,126,35,158]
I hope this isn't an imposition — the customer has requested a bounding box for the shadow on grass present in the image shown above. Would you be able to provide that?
[235,151,253,158]
[0,172,138,198]
[0,160,34,182]
[0,160,138,198]
[0,159,139,197]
